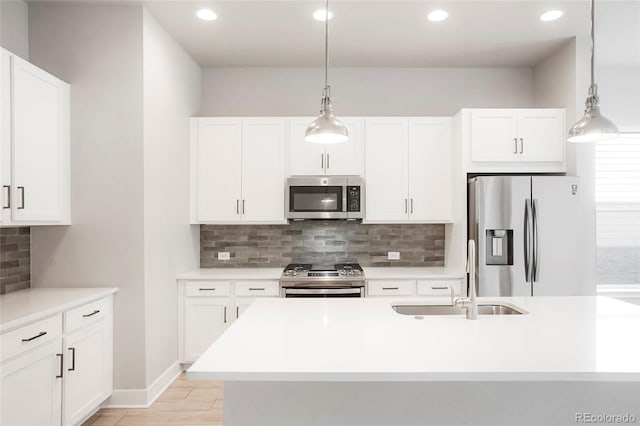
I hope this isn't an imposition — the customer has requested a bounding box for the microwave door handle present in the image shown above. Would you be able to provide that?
[342,187,348,213]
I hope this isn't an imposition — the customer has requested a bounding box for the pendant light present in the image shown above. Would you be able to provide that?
[568,0,619,143]
[305,0,349,144]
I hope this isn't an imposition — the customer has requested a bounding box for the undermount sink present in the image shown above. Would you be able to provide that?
[392,303,528,316]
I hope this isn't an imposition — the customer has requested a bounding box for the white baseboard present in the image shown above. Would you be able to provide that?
[105,361,183,408]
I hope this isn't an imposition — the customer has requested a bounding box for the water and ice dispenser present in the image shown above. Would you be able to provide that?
[485,230,513,265]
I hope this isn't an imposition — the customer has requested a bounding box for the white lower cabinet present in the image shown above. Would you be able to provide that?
[0,295,114,426]
[367,278,464,297]
[63,318,113,426]
[179,279,279,363]
[1,340,63,426]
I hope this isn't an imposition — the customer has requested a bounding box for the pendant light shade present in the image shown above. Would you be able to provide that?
[568,0,618,143]
[305,0,349,144]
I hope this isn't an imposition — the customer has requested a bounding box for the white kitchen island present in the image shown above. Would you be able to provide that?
[188,297,640,426]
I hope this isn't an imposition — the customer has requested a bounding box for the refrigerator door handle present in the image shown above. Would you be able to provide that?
[532,199,539,282]
[523,199,532,283]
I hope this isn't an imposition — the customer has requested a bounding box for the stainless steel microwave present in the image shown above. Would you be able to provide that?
[286,176,364,220]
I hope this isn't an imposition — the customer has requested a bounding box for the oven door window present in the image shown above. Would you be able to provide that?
[289,186,343,212]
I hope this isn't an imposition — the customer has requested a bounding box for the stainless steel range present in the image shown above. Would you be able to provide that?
[279,263,366,298]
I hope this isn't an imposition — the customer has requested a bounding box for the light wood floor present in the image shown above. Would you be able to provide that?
[83,373,223,425]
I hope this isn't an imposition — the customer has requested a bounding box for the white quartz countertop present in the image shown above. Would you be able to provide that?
[0,287,119,333]
[363,267,464,279]
[188,296,640,382]
[177,268,283,280]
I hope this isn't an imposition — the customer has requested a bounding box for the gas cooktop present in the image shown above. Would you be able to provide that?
[281,263,364,279]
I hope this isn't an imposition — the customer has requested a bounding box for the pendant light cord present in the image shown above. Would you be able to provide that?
[590,0,595,87]
[324,0,329,90]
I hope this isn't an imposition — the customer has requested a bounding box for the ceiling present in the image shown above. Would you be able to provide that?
[144,0,640,68]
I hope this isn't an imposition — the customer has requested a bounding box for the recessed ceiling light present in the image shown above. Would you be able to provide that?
[313,9,334,21]
[196,9,218,21]
[427,10,448,22]
[540,10,563,22]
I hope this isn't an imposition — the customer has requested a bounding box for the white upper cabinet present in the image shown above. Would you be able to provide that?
[365,118,409,222]
[408,118,453,222]
[241,118,286,222]
[191,118,286,224]
[288,117,363,176]
[463,108,565,172]
[365,118,453,223]
[1,49,70,226]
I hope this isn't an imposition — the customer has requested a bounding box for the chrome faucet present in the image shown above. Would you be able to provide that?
[451,240,479,320]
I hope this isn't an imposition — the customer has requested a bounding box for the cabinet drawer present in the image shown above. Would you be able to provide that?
[65,296,112,334]
[417,280,462,297]
[185,281,231,297]
[1,314,62,362]
[235,281,279,297]
[367,280,416,296]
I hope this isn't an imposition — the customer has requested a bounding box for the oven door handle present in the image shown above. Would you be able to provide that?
[284,288,363,295]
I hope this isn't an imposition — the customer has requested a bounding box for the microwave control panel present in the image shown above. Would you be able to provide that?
[347,186,361,212]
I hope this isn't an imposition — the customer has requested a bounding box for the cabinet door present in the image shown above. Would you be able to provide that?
[194,118,242,222]
[288,118,326,176]
[364,119,409,222]
[470,110,517,162]
[517,110,565,162]
[1,50,11,223]
[241,119,286,222]
[0,341,62,426]
[184,298,229,362]
[11,54,69,222]
[408,118,453,222]
[63,320,112,426]
[234,298,256,321]
[324,118,364,176]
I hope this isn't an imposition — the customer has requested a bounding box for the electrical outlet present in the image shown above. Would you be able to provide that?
[388,251,400,260]
[218,252,231,261]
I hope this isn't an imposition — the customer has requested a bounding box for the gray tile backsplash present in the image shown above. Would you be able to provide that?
[201,222,445,268]
[0,227,31,294]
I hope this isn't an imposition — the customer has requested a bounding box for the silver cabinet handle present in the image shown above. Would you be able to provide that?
[236,199,239,215]
[431,286,448,290]
[236,306,239,318]
[82,309,100,317]
[223,306,227,323]
[326,154,330,169]
[382,287,399,290]
[321,154,324,170]
[249,288,265,291]
[68,347,76,371]
[514,138,518,154]
[410,198,414,214]
[404,199,408,214]
[56,353,64,378]
[22,331,47,342]
[519,138,524,154]
[242,199,245,214]
[532,199,539,283]
[198,288,216,291]
[2,185,9,209]
[17,186,25,209]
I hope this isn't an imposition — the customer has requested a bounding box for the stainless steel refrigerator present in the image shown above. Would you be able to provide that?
[468,176,584,296]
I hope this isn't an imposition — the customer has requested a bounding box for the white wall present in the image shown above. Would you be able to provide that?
[0,0,29,59]
[28,3,148,390]
[142,9,200,386]
[201,67,534,116]
[598,65,640,128]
